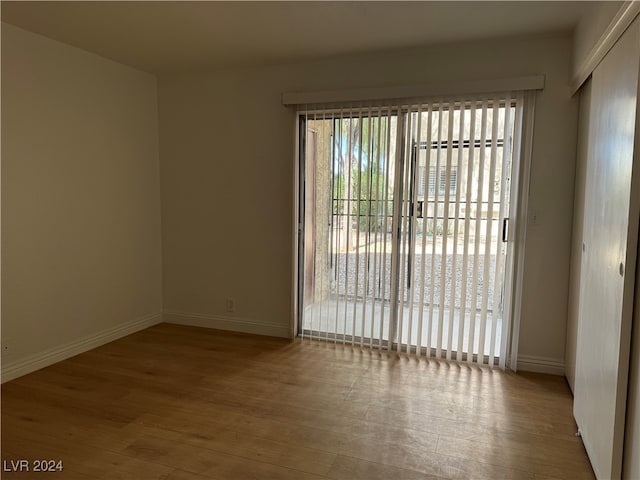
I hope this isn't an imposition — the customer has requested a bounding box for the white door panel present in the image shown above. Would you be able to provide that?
[574,18,640,480]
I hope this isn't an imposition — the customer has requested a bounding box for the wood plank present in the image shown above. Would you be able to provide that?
[1,323,594,479]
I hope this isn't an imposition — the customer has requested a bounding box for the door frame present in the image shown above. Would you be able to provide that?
[502,92,536,371]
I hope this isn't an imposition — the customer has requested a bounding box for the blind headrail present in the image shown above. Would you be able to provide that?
[282,75,544,107]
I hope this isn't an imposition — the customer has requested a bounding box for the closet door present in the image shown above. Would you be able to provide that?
[574,18,640,480]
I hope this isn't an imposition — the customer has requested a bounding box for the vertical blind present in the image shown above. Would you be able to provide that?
[299,93,524,367]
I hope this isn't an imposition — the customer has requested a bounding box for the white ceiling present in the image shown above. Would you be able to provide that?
[1,1,591,74]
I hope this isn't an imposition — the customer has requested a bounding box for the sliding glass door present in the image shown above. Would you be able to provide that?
[298,95,522,366]
[299,109,398,347]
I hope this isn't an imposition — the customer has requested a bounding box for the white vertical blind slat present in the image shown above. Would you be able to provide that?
[352,111,365,346]
[416,102,434,357]
[339,107,349,344]
[478,100,500,365]
[437,102,455,358]
[448,100,465,361]
[360,108,372,347]
[490,95,512,365]
[369,108,382,347]
[388,110,405,351]
[332,110,340,344]
[469,100,488,363]
[307,107,313,340]
[426,103,444,358]
[343,111,354,343]
[318,110,327,342]
[379,107,394,350]
[309,112,322,338]
[406,104,423,354]
[457,102,476,361]
[396,106,414,353]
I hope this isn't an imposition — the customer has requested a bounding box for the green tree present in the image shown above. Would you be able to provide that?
[334,115,392,237]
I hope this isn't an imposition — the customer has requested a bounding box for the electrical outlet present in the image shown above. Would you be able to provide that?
[531,212,539,225]
[226,297,236,313]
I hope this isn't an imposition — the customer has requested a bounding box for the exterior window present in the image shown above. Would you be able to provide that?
[417,165,457,196]
[418,166,426,196]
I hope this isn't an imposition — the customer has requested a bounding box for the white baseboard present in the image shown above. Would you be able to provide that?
[163,310,290,339]
[1,312,162,383]
[517,354,565,375]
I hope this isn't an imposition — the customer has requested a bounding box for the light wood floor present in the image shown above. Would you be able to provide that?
[1,323,593,479]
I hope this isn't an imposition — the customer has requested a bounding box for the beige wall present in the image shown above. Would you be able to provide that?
[158,33,578,367]
[1,23,162,379]
[572,1,624,77]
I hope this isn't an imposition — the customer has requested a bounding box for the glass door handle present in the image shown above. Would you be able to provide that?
[413,201,424,219]
[502,218,509,243]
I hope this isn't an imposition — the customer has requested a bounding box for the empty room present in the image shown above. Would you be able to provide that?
[1,1,640,479]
